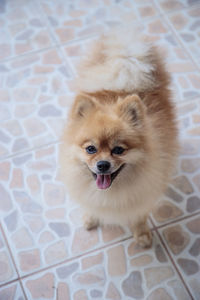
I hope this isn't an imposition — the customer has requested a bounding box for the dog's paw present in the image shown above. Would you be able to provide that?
[131,219,153,248]
[83,214,99,231]
[135,231,152,248]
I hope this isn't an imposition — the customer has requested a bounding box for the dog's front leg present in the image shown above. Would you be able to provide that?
[82,213,99,230]
[130,216,152,248]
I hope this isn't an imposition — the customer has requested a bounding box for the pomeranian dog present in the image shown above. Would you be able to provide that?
[60,28,177,248]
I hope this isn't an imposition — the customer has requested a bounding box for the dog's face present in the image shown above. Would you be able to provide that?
[67,94,148,190]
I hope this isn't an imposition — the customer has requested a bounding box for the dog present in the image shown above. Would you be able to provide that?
[59,28,177,248]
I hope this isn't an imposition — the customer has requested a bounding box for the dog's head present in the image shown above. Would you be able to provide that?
[67,93,149,190]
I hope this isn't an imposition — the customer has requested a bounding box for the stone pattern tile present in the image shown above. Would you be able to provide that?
[39,0,159,45]
[155,0,200,13]
[0,228,17,285]
[160,216,200,299]
[0,0,200,299]
[167,5,200,65]
[0,48,73,159]
[0,282,26,300]
[0,144,131,277]
[0,0,54,61]
[143,15,200,102]
[151,98,200,227]
[22,233,191,300]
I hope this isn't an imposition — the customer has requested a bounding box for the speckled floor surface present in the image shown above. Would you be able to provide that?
[0,0,200,299]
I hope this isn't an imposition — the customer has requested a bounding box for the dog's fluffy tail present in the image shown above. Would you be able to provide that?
[76,27,159,93]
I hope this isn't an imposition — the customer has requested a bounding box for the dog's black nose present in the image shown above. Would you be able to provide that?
[97,161,111,173]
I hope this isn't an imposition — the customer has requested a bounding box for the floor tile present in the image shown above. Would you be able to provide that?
[0,281,26,300]
[167,5,200,65]
[141,15,200,101]
[160,215,200,299]
[151,98,200,227]
[0,227,17,285]
[155,0,200,13]
[0,48,73,159]
[40,0,160,45]
[0,144,133,278]
[0,0,54,61]
[22,233,191,299]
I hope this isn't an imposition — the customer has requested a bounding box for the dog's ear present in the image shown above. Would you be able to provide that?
[72,94,96,118]
[117,95,145,126]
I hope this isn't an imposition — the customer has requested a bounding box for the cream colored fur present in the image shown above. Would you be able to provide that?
[77,28,157,93]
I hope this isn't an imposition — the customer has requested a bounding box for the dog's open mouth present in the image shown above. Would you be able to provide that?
[92,164,125,190]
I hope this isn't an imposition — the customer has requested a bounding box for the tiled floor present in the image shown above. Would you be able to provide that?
[0,0,200,299]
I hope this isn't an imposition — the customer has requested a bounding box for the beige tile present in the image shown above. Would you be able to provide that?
[71,227,99,254]
[101,226,125,243]
[81,252,103,270]
[0,161,10,181]
[163,224,190,254]
[106,282,121,299]
[44,240,68,265]
[130,254,153,267]
[57,282,70,300]
[18,249,41,272]
[107,245,127,276]
[147,288,173,300]
[26,273,54,299]
[153,200,183,223]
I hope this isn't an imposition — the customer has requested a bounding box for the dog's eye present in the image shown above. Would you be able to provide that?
[86,145,97,154]
[112,146,125,155]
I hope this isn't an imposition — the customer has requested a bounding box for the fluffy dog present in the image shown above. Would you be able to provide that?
[60,28,177,247]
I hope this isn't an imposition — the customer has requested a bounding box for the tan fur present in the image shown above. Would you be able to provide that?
[59,29,178,248]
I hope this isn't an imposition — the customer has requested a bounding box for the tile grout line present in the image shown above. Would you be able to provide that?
[1,210,198,292]
[0,234,132,288]
[0,0,199,68]
[0,34,99,65]
[36,0,102,77]
[35,0,61,48]
[1,212,199,292]
[154,0,200,13]
[0,0,100,65]
[0,224,28,300]
[35,0,78,79]
[0,224,159,289]
[1,2,199,68]
[154,0,200,72]
[154,210,200,230]
[155,228,194,300]
[0,140,61,162]
[165,20,200,72]
[0,278,20,290]
[0,44,57,65]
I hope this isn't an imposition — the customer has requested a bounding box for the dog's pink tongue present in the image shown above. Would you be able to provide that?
[96,174,111,189]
